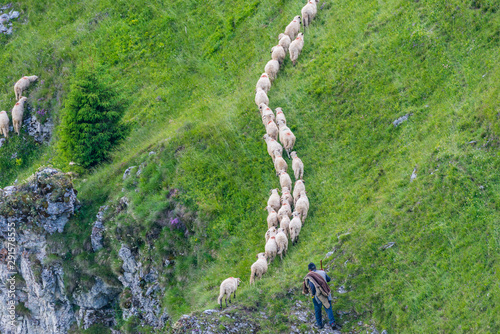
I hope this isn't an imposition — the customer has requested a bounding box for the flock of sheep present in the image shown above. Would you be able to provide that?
[218,0,320,309]
[0,75,38,138]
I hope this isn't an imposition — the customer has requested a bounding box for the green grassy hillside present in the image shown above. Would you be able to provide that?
[2,0,500,332]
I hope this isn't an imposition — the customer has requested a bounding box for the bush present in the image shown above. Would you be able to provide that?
[58,61,127,168]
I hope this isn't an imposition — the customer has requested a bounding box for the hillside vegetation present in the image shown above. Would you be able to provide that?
[1,0,500,332]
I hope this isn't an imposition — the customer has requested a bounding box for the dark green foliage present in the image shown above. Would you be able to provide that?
[58,62,127,168]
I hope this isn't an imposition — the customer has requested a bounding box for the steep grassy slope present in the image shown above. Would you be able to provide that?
[2,0,500,333]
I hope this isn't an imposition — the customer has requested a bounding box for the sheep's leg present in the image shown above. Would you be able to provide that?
[225,296,228,308]
[234,291,236,299]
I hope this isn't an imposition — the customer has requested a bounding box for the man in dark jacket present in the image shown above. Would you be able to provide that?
[303,262,341,330]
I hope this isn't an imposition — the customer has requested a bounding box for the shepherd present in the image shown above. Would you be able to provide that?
[302,262,342,330]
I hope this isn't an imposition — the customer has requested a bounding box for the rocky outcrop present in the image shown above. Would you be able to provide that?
[118,245,169,328]
[73,277,121,330]
[0,5,20,35]
[26,116,54,144]
[0,168,78,334]
[91,206,108,252]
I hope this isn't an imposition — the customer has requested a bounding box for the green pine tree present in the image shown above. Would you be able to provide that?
[59,62,127,168]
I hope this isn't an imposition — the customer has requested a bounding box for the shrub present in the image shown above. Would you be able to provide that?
[58,61,127,168]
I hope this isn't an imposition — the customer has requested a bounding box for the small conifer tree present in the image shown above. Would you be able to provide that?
[59,62,127,168]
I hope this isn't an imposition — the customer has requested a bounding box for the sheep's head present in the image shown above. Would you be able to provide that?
[282,186,289,193]
[295,15,301,22]
[290,151,297,158]
[259,103,267,111]
[236,278,241,286]
[278,33,285,40]
[19,97,28,103]
[292,211,300,217]
[257,252,267,259]
[29,75,39,82]
[297,32,304,39]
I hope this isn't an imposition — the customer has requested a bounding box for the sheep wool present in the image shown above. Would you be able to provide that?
[295,190,310,223]
[265,236,278,264]
[0,110,9,138]
[265,205,279,229]
[250,253,268,284]
[255,87,269,108]
[279,171,292,191]
[293,180,306,206]
[12,97,27,135]
[277,199,292,221]
[275,228,289,260]
[277,120,296,158]
[259,103,275,126]
[275,107,286,126]
[14,75,38,101]
[265,226,277,243]
[256,73,271,93]
[279,214,291,238]
[284,15,301,40]
[290,212,302,245]
[301,0,319,28]
[278,33,291,54]
[289,33,305,66]
[265,59,280,82]
[273,151,287,175]
[217,277,241,309]
[265,117,279,141]
[271,44,286,65]
[267,188,281,212]
[290,151,304,180]
[281,186,293,208]
[263,134,283,163]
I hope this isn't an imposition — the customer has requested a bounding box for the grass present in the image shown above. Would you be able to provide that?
[2,0,500,333]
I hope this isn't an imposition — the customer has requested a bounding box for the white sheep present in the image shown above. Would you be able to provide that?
[265,236,278,264]
[217,277,241,309]
[301,0,319,28]
[295,190,309,223]
[265,226,277,243]
[267,188,281,212]
[275,228,289,260]
[271,45,286,65]
[277,199,292,221]
[12,97,27,135]
[14,75,38,101]
[278,33,291,54]
[281,186,293,208]
[265,115,279,141]
[256,73,271,93]
[265,205,279,229]
[273,150,287,175]
[275,107,286,126]
[290,151,304,180]
[290,212,302,245]
[0,110,9,138]
[285,15,301,40]
[289,32,305,66]
[279,171,292,191]
[279,214,290,238]
[265,59,280,82]
[293,179,306,206]
[263,134,283,163]
[250,253,268,284]
[277,120,296,158]
[259,103,275,126]
[255,87,269,108]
